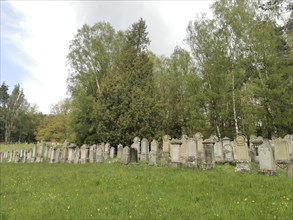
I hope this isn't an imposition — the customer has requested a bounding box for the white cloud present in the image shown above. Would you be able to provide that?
[7,1,77,114]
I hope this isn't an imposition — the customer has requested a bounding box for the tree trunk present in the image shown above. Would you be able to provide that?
[232,72,239,135]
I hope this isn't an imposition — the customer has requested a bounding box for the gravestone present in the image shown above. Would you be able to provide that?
[14,152,19,163]
[180,135,188,164]
[80,144,89,164]
[74,147,80,164]
[258,139,276,176]
[122,146,130,165]
[31,144,37,162]
[162,135,171,158]
[250,135,262,163]
[27,149,32,163]
[222,137,234,162]
[187,138,197,168]
[151,139,159,153]
[131,137,141,159]
[23,150,27,163]
[214,140,224,163]
[49,147,56,163]
[55,148,60,163]
[284,134,293,160]
[140,138,149,161]
[43,145,49,160]
[149,150,157,166]
[89,144,96,163]
[117,144,123,159]
[130,148,138,163]
[203,138,215,169]
[234,134,250,172]
[104,143,110,160]
[96,145,104,163]
[170,139,182,167]
[110,147,115,159]
[61,140,69,163]
[67,144,77,163]
[273,138,290,164]
[194,132,204,164]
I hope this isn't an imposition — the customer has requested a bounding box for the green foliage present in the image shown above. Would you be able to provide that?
[0,163,292,219]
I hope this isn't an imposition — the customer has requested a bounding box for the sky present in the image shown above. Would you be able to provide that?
[1,0,214,114]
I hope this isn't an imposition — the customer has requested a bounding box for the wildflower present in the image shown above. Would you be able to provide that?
[244,198,247,201]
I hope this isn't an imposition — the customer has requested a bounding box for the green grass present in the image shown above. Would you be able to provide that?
[1,162,292,219]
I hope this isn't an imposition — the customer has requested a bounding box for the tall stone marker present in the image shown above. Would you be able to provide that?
[170,139,182,167]
[203,138,215,169]
[234,134,250,172]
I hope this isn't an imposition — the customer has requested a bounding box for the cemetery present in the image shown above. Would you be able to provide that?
[1,133,293,177]
[1,133,293,219]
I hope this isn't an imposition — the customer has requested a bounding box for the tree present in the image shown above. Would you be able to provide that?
[0,82,9,142]
[96,18,162,145]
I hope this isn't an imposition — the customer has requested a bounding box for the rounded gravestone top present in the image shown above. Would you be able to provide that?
[203,138,215,144]
[222,136,231,141]
[251,136,263,145]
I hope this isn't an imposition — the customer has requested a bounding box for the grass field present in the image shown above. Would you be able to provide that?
[0,162,292,220]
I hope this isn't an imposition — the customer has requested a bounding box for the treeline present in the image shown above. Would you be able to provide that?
[1,0,292,145]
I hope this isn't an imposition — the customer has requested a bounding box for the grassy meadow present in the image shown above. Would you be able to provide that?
[0,161,292,220]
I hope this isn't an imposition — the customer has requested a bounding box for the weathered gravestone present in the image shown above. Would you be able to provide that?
[234,134,250,172]
[214,139,224,163]
[170,139,182,167]
[180,135,188,164]
[284,134,293,160]
[203,138,215,169]
[55,148,60,163]
[89,144,96,163]
[250,135,261,163]
[96,145,104,163]
[149,151,157,166]
[130,148,138,164]
[222,137,234,162]
[22,150,27,163]
[288,161,293,178]
[74,147,80,164]
[61,140,69,163]
[80,144,89,164]
[31,144,37,162]
[194,132,204,164]
[140,138,149,161]
[131,137,141,159]
[104,143,110,160]
[49,147,56,163]
[67,144,77,163]
[122,146,130,165]
[258,139,276,176]
[110,147,115,159]
[27,149,32,162]
[162,135,171,159]
[187,138,197,168]
[117,144,123,159]
[273,138,290,164]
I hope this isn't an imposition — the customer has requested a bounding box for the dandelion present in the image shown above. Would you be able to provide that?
[252,200,255,203]
[130,215,132,219]
[287,198,290,201]
[67,206,70,210]
[244,198,247,201]
[97,208,100,212]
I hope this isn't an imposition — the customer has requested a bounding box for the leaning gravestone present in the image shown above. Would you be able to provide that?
[194,132,204,164]
[234,134,250,172]
[131,137,141,160]
[170,139,182,167]
[122,146,130,165]
[258,139,276,176]
[187,138,197,169]
[31,144,37,163]
[222,137,234,162]
[96,145,104,163]
[140,138,149,161]
[203,138,215,169]
[117,144,123,159]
